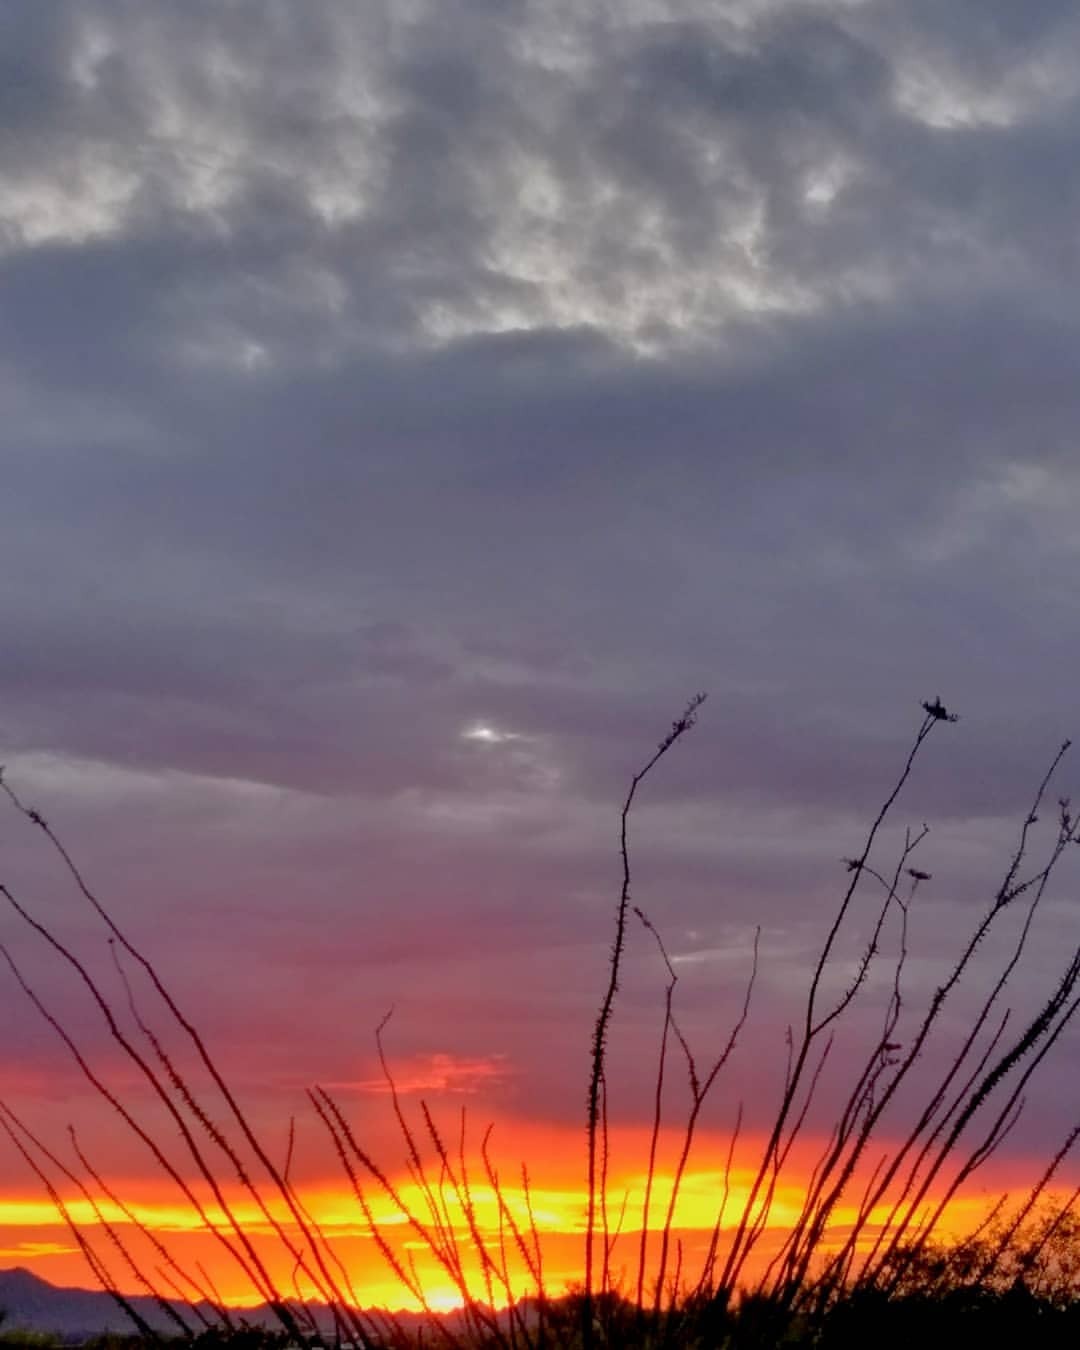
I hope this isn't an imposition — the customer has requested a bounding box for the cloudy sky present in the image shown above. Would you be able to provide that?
[3,0,1080,1301]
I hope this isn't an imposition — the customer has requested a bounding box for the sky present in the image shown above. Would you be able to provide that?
[3,0,1080,1308]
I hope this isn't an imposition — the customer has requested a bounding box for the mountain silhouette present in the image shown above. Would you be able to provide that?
[0,1267,495,1341]
[1,1267,223,1340]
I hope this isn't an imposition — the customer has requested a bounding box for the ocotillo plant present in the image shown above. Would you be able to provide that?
[1,697,1079,1348]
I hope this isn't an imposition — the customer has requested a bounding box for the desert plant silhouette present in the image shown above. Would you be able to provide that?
[1,697,1079,1347]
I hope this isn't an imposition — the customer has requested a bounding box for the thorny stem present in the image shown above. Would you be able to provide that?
[719,705,950,1293]
[583,693,705,1344]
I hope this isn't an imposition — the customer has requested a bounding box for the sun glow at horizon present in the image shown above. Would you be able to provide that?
[0,1119,1055,1315]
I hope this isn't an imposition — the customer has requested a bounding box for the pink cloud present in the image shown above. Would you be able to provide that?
[324,1053,510,1097]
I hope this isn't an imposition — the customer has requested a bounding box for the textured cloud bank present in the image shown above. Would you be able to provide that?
[2,0,1080,1168]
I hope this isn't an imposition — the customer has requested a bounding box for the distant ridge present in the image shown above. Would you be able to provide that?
[0,1266,218,1339]
[0,1267,489,1342]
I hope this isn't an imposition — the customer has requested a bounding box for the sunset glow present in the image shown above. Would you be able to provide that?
[0,1112,1049,1310]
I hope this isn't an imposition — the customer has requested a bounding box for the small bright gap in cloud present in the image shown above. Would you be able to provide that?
[462,722,521,745]
[803,156,855,209]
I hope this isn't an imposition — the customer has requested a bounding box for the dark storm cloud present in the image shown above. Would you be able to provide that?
[3,0,1080,1152]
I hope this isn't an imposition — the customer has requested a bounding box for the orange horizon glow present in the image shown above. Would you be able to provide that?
[0,1115,1059,1314]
